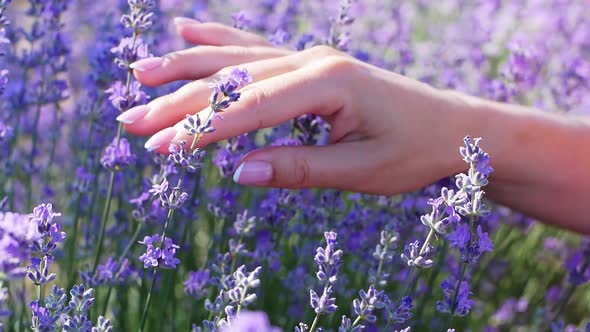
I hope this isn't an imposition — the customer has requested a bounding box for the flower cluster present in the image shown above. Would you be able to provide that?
[100,137,137,170]
[29,284,107,331]
[208,68,252,113]
[27,204,65,286]
[138,234,180,269]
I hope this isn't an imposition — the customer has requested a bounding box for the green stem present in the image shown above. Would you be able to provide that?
[235,285,249,315]
[101,286,113,317]
[420,229,435,255]
[91,167,117,275]
[351,315,362,327]
[309,314,321,332]
[138,99,216,331]
[139,270,158,332]
[26,103,43,210]
[99,223,143,317]
[66,193,83,289]
[448,261,468,328]
[119,223,143,262]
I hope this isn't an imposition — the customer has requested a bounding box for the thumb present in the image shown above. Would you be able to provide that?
[232,142,375,191]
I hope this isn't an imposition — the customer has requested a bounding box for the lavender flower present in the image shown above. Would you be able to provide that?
[121,0,156,32]
[227,265,262,309]
[138,234,180,269]
[401,240,434,269]
[111,37,150,69]
[436,279,474,317]
[168,140,207,172]
[149,177,189,209]
[184,269,210,299]
[314,231,343,284]
[208,68,252,113]
[234,210,257,237]
[101,137,136,170]
[338,315,363,332]
[220,311,280,332]
[27,203,65,286]
[384,295,413,324]
[310,285,338,315]
[105,80,149,111]
[29,284,97,331]
[92,316,113,332]
[351,285,385,324]
[564,241,590,286]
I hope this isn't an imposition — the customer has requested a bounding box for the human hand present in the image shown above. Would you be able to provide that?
[119,18,475,195]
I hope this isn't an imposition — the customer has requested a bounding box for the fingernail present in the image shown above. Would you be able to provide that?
[173,17,200,27]
[116,105,150,124]
[145,127,177,152]
[233,161,273,185]
[129,57,164,72]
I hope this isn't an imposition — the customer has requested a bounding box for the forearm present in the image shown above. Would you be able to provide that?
[453,92,590,234]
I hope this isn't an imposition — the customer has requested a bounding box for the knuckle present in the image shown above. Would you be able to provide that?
[308,44,339,58]
[292,155,311,187]
[318,56,357,76]
[241,85,270,130]
[227,45,251,59]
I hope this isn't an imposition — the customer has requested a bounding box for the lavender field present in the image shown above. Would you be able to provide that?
[0,0,589,331]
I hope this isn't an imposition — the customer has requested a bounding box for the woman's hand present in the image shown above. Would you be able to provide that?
[119,18,471,195]
[119,18,590,233]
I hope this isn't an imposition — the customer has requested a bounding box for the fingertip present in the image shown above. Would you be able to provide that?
[232,160,273,185]
[174,17,202,44]
[133,70,162,88]
[174,17,201,27]
[130,57,166,87]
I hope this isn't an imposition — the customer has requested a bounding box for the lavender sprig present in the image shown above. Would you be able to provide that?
[304,231,343,332]
[91,0,155,275]
[138,68,252,332]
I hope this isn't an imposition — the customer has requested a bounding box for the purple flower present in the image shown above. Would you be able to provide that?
[401,240,434,269]
[94,257,134,286]
[476,226,494,253]
[110,36,151,69]
[565,249,590,286]
[384,295,413,324]
[169,141,207,173]
[121,0,156,32]
[436,279,474,317]
[351,285,385,324]
[448,223,470,248]
[148,177,169,197]
[310,285,338,315]
[209,68,252,113]
[100,137,136,170]
[219,311,280,332]
[314,231,343,283]
[231,11,252,30]
[184,269,210,299]
[138,234,180,269]
[105,80,149,111]
[29,300,53,331]
[459,136,494,178]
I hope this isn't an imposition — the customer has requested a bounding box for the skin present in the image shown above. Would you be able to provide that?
[122,18,590,235]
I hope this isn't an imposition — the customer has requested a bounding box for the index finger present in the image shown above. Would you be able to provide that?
[147,57,355,153]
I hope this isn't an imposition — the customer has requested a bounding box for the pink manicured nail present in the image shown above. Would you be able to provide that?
[116,105,150,124]
[173,17,200,27]
[232,161,273,185]
[129,57,164,72]
[144,127,177,152]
